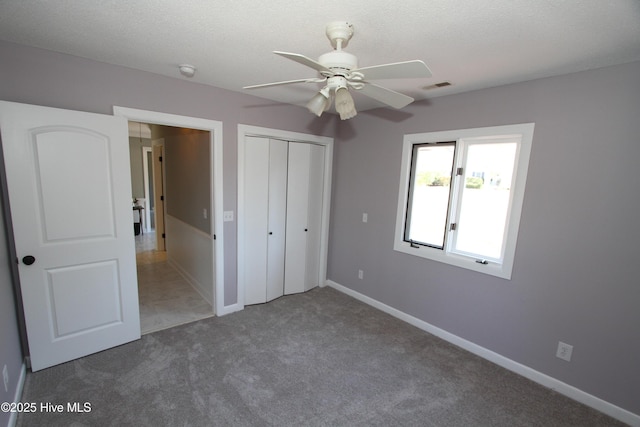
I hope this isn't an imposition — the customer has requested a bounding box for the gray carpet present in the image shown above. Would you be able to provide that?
[17,287,625,426]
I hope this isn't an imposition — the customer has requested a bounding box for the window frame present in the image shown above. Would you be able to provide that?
[403,141,457,250]
[394,123,535,279]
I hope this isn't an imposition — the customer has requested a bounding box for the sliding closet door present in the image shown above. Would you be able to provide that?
[284,142,325,294]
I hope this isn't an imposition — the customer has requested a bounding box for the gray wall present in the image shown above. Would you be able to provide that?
[328,61,640,415]
[0,40,335,308]
[0,149,24,427]
[1,39,638,417]
[161,126,211,234]
[129,135,152,200]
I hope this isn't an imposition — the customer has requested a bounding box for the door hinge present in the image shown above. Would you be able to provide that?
[456,167,464,176]
[213,234,216,240]
[450,223,457,231]
[159,156,163,162]
[160,195,164,201]
[162,233,166,238]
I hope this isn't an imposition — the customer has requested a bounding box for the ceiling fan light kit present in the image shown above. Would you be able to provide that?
[335,87,357,120]
[243,21,432,120]
[306,89,330,117]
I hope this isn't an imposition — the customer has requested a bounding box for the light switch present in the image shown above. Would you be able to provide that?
[362,213,368,223]
[223,211,234,222]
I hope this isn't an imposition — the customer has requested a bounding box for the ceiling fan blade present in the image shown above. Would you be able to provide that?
[243,77,324,89]
[274,51,333,74]
[354,60,432,80]
[357,83,415,109]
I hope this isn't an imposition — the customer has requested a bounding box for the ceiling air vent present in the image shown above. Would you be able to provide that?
[423,81,452,90]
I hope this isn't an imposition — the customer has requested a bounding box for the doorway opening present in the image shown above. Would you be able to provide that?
[124,112,224,334]
[134,229,213,334]
[114,106,228,334]
[115,107,228,318]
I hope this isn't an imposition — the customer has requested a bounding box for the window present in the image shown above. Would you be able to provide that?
[394,123,535,279]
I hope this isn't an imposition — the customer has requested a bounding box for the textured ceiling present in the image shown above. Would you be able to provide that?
[1,0,639,113]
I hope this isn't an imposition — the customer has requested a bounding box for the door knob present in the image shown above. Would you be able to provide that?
[22,255,36,265]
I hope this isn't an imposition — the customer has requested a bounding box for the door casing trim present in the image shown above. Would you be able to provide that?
[113,107,228,315]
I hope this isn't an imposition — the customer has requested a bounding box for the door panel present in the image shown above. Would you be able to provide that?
[243,136,270,305]
[284,142,311,295]
[284,143,325,294]
[47,260,122,337]
[0,101,140,371]
[35,129,115,240]
[266,139,287,302]
[242,137,288,305]
[304,144,325,291]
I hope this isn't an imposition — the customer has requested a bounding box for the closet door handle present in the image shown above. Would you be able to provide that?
[304,228,308,232]
[269,232,273,235]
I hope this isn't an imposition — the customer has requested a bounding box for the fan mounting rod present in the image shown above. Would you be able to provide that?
[326,21,354,50]
[318,22,358,77]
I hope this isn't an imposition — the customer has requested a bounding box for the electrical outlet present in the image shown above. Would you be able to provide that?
[362,213,368,223]
[556,341,573,362]
[358,270,364,280]
[223,211,234,222]
[3,364,8,393]
[202,208,207,219]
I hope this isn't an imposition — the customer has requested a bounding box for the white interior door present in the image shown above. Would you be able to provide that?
[266,139,287,302]
[0,101,141,371]
[242,137,287,305]
[304,144,325,291]
[284,142,326,294]
[284,142,312,295]
[242,136,270,305]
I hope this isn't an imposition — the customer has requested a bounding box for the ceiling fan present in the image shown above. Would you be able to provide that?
[243,21,432,120]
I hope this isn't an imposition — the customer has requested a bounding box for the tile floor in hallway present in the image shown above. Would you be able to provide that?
[136,231,215,334]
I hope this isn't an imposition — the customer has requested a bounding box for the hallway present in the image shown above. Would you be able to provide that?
[136,232,215,334]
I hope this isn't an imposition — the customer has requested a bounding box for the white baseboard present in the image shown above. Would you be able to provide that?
[7,362,27,427]
[216,302,243,317]
[326,280,639,427]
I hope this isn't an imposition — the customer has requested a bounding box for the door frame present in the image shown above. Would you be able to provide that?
[114,107,228,316]
[151,140,166,251]
[237,124,333,310]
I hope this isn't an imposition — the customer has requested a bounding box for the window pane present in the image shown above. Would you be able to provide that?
[405,143,455,248]
[453,142,517,260]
